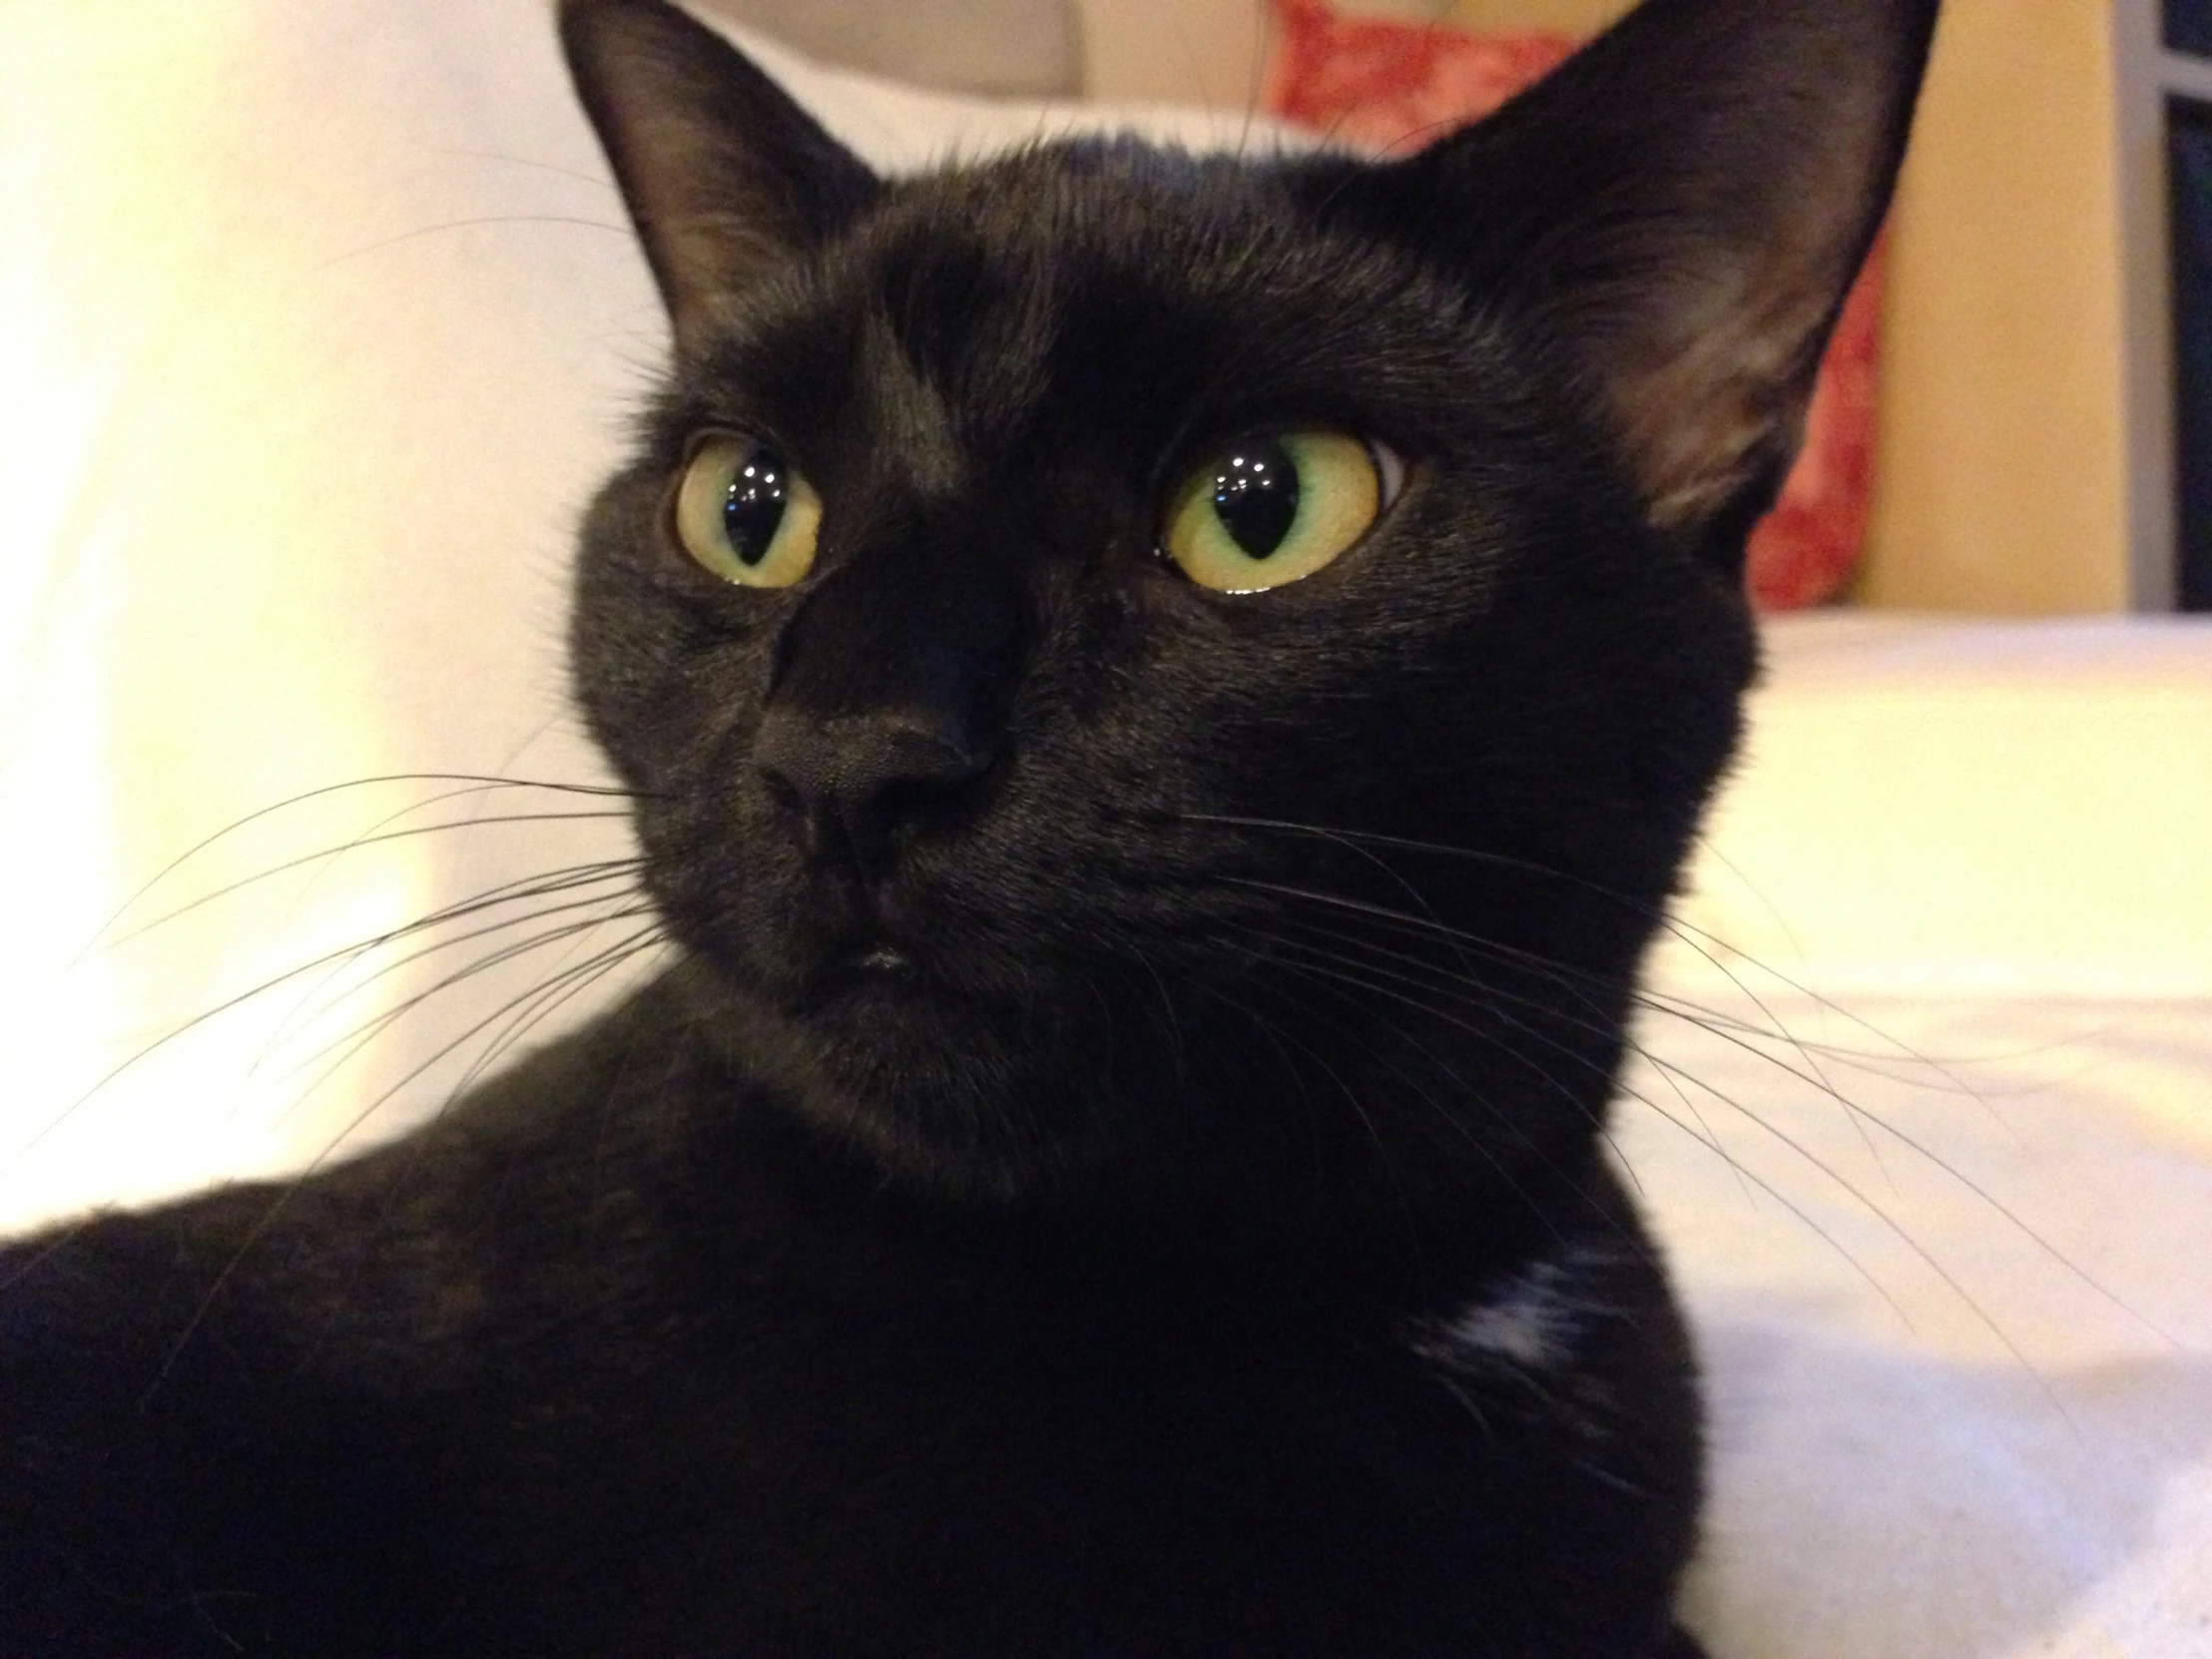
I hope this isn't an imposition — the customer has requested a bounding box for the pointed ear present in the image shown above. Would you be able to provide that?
[559,0,880,348]
[1375,0,1938,562]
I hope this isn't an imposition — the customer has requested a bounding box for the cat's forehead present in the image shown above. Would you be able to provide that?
[864,139,1307,303]
[680,140,1473,475]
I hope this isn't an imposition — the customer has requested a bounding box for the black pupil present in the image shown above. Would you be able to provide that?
[723,452,791,566]
[1211,438,1299,558]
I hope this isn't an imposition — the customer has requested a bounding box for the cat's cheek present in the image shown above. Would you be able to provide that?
[641,825,817,993]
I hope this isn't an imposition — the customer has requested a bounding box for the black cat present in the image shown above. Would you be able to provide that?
[0,0,1937,1651]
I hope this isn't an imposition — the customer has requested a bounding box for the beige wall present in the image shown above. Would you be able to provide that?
[1080,0,2139,613]
[1075,0,1630,104]
[1077,0,1265,108]
[1859,0,2132,612]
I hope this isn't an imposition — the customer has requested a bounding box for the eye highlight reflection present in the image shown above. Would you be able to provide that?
[1162,430,1399,592]
[673,436,822,588]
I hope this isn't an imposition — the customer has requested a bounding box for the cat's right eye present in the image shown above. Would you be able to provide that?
[673,436,821,588]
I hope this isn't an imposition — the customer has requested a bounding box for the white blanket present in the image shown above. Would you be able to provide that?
[2,4,2206,1653]
[1651,617,2212,1655]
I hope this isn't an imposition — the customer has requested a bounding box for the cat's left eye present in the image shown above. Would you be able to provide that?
[1160,430,1403,593]
[672,435,822,588]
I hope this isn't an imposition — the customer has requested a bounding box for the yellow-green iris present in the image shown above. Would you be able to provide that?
[673,436,821,588]
[1162,430,1389,592]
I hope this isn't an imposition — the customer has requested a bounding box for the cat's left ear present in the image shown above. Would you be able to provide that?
[560,0,880,348]
[1335,0,1939,568]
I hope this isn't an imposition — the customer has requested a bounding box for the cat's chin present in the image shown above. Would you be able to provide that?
[676,952,1126,1201]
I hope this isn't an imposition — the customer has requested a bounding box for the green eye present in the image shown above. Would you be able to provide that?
[673,435,821,588]
[1161,430,1399,593]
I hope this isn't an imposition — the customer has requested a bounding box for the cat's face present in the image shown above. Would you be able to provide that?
[560,0,1936,1209]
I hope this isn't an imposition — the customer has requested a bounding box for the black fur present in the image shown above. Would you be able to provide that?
[0,0,1937,1651]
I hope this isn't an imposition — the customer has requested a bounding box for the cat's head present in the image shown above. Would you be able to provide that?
[558,0,1936,1221]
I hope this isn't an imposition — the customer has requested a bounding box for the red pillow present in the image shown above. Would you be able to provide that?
[1263,0,1884,611]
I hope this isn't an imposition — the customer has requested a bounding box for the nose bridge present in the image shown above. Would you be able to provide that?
[767,514,1022,734]
[755,510,1024,867]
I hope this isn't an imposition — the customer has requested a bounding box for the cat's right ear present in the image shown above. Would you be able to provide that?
[559,0,880,348]
[1318,0,1937,572]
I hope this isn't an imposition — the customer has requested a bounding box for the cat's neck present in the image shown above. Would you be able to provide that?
[607,961,1620,1318]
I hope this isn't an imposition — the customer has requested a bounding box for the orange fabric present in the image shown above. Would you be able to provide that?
[1264,0,1884,610]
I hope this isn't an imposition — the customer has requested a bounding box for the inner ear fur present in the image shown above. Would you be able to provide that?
[559,0,880,349]
[1374,0,1940,559]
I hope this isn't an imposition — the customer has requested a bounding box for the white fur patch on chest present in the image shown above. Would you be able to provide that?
[1409,1242,1616,1377]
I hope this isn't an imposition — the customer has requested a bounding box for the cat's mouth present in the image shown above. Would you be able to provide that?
[820,939,920,991]
[848,943,915,975]
[798,931,927,1007]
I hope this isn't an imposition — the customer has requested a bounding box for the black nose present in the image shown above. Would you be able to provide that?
[755,705,991,873]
